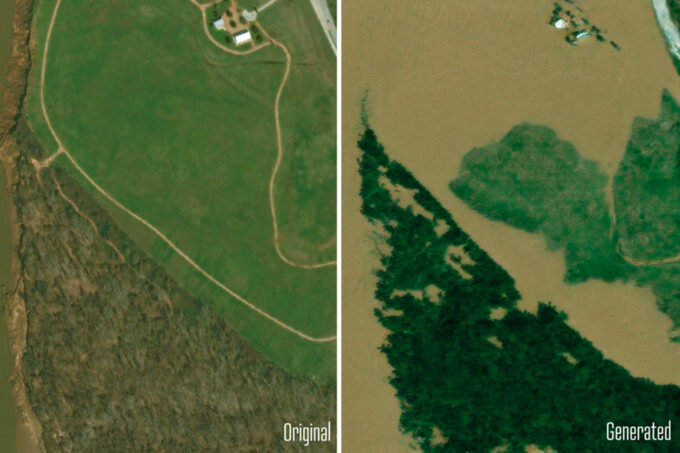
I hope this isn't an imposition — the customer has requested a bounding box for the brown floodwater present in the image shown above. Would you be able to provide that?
[343,0,680,449]
[0,0,16,451]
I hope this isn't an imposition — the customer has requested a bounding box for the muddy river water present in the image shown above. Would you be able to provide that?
[0,0,16,451]
[343,0,680,450]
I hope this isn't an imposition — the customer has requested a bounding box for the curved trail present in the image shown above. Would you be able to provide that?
[610,196,680,267]
[267,37,336,269]
[52,174,126,262]
[40,0,336,342]
[194,0,336,269]
[616,243,680,267]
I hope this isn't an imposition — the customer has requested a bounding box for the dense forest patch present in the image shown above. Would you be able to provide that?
[358,118,680,452]
[670,0,680,30]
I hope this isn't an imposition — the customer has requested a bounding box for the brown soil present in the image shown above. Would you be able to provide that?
[221,1,248,35]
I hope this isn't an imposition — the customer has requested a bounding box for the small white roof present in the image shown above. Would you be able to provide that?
[553,18,567,29]
[233,29,252,45]
[213,18,225,30]
[576,31,589,40]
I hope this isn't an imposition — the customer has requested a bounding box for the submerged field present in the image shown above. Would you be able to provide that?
[358,121,680,452]
[343,0,680,447]
[451,91,680,328]
[26,0,336,379]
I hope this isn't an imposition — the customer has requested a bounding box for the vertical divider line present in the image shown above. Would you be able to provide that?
[336,0,343,449]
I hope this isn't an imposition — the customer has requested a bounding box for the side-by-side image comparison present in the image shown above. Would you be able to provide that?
[1,0,680,451]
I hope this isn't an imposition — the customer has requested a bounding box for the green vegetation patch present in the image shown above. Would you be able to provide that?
[614,90,680,262]
[357,119,680,452]
[450,91,680,325]
[27,0,335,378]
[451,123,627,282]
[671,0,680,32]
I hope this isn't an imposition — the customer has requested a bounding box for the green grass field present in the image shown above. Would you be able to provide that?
[26,0,336,380]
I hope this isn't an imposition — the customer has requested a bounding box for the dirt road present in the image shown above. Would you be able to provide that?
[38,0,336,342]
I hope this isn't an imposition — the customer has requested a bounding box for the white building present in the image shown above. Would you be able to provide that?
[213,17,226,31]
[233,29,252,46]
[553,18,567,29]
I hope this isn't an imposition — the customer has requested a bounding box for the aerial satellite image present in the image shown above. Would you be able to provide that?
[344,0,680,451]
[5,0,680,451]
[1,0,336,451]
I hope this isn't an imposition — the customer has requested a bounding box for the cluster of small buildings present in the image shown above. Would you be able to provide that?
[212,4,254,46]
[552,17,589,43]
[549,1,593,46]
[214,17,252,46]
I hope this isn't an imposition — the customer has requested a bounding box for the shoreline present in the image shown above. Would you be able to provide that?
[0,0,44,451]
[652,0,680,63]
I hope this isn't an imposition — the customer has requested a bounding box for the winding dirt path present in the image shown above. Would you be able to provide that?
[616,243,680,267]
[193,0,336,269]
[51,174,126,262]
[266,33,337,269]
[39,0,336,342]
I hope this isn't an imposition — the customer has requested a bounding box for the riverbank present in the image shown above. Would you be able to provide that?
[652,0,680,69]
[0,0,45,451]
[0,0,17,450]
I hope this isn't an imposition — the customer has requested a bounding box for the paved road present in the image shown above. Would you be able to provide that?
[309,0,336,55]
[652,0,680,61]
